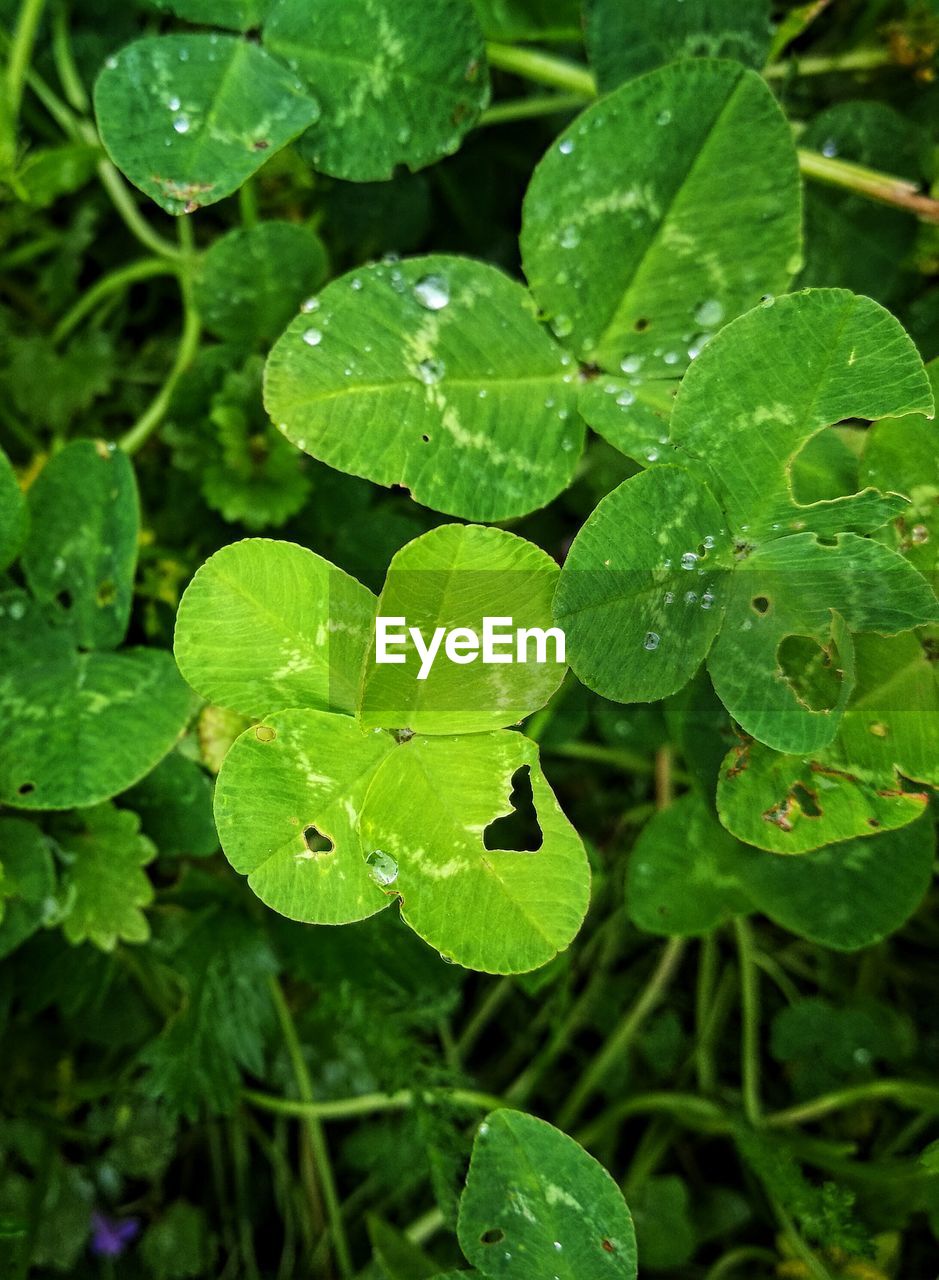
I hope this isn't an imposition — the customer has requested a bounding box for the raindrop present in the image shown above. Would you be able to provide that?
[684,591,698,605]
[439,952,455,964]
[643,632,660,651]
[553,1242,563,1252]
[760,293,775,308]
[301,297,320,313]
[664,591,675,604]
[350,276,363,291]
[559,225,580,249]
[173,114,191,135]
[413,274,450,310]
[105,55,118,69]
[645,449,659,463]
[168,95,181,111]
[821,138,838,158]
[558,137,574,155]
[366,850,398,886]
[416,358,445,385]
[694,299,724,328]
[551,314,574,338]
[620,354,642,374]
[657,109,672,125]
[302,328,323,347]
[701,591,715,610]
[680,552,698,570]
[616,389,635,407]
[663,350,680,365]
[8,599,25,621]
[702,535,715,549]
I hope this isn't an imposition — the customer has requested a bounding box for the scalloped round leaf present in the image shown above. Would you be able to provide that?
[520,60,800,374]
[214,709,393,925]
[360,733,590,973]
[263,0,489,181]
[0,446,27,573]
[554,466,731,703]
[716,736,928,854]
[584,0,772,91]
[94,35,320,214]
[174,539,376,718]
[264,257,582,521]
[577,378,673,466]
[0,818,55,961]
[0,637,193,810]
[627,794,749,936]
[359,525,564,734]
[21,441,139,651]
[707,535,938,753]
[56,805,155,951]
[459,1109,637,1279]
[670,290,935,538]
[194,221,328,346]
[733,815,935,951]
[151,0,276,29]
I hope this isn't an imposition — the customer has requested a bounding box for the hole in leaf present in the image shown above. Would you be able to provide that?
[751,595,770,615]
[96,579,116,607]
[634,317,650,332]
[601,1239,615,1254]
[791,782,822,818]
[17,782,35,796]
[483,766,543,852]
[303,825,334,854]
[778,634,842,711]
[867,817,881,829]
[56,589,73,610]
[252,138,270,151]
[480,1229,505,1245]
[421,434,430,443]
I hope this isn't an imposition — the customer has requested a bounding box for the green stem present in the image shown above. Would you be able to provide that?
[764,46,893,78]
[797,146,939,223]
[480,92,588,127]
[485,41,596,96]
[734,918,762,1125]
[455,976,514,1060]
[695,932,719,1094]
[575,1092,728,1148]
[244,1085,502,1122]
[774,1203,834,1280]
[703,1246,779,1280]
[52,257,178,345]
[268,978,353,1280]
[51,2,87,112]
[557,937,686,1129]
[767,1080,939,1128]
[543,740,659,777]
[93,152,186,260]
[5,0,48,134]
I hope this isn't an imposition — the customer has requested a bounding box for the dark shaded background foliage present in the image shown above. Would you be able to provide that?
[2,1,939,1277]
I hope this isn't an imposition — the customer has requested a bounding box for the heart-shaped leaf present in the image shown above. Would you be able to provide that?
[214,709,394,925]
[520,60,801,376]
[263,0,489,181]
[628,793,935,951]
[265,256,582,521]
[174,538,376,718]
[194,221,328,347]
[359,524,565,734]
[21,441,139,651]
[458,1109,638,1278]
[360,732,590,973]
[95,34,319,214]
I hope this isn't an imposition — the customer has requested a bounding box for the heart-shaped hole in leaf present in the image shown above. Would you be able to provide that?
[483,765,543,853]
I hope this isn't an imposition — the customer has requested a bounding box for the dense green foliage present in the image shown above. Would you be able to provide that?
[2,0,939,1277]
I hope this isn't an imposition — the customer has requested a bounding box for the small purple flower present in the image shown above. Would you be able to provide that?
[90,1212,140,1258]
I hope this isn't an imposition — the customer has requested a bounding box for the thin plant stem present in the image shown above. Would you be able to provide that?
[557,937,686,1129]
[51,2,87,113]
[268,977,353,1280]
[695,931,719,1094]
[480,92,588,126]
[766,1080,939,1128]
[734,917,762,1125]
[764,46,893,78]
[52,257,179,345]
[575,1091,728,1148]
[455,976,514,1061]
[485,40,595,95]
[797,146,939,223]
[94,153,186,260]
[243,1085,502,1122]
[703,1246,780,1279]
[5,0,48,136]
